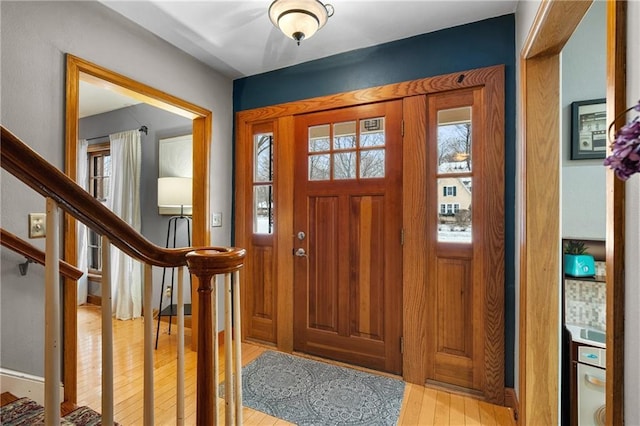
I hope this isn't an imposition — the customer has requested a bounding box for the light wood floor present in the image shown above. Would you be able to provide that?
[76,305,515,425]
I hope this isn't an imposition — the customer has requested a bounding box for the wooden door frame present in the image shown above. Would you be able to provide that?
[518,1,625,423]
[63,54,212,404]
[235,64,505,401]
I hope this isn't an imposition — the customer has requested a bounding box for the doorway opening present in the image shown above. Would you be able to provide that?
[63,54,212,404]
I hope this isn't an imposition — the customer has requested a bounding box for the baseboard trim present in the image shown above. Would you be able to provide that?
[86,294,101,306]
[0,368,63,406]
[504,387,519,424]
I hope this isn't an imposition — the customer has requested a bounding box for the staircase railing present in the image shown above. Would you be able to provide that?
[0,228,83,406]
[1,126,245,425]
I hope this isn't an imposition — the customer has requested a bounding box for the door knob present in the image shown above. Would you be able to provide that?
[294,248,307,257]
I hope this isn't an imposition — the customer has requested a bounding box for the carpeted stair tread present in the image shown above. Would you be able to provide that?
[0,397,115,425]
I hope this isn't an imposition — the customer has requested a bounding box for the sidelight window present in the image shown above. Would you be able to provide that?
[253,132,274,234]
[436,107,472,243]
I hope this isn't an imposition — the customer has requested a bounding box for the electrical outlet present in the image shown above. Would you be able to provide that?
[212,212,222,227]
[28,213,46,238]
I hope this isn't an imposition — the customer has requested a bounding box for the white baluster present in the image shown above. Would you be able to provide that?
[143,263,154,426]
[101,237,114,425]
[212,275,219,425]
[44,198,60,426]
[224,272,233,425]
[233,270,243,425]
[176,266,185,426]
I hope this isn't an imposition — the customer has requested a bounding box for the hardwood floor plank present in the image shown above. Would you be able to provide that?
[493,404,516,426]
[398,383,422,425]
[449,393,466,425]
[463,395,482,425]
[433,391,451,425]
[416,386,438,425]
[478,400,499,426]
[73,305,510,425]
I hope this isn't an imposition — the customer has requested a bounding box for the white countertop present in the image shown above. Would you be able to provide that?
[565,323,606,349]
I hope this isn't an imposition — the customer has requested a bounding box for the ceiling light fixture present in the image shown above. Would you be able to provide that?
[269,0,334,46]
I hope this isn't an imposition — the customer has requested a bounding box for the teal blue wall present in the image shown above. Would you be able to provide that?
[233,14,516,387]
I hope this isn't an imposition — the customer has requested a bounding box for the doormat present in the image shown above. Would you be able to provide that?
[224,350,405,426]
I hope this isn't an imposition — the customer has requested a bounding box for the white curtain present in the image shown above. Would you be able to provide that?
[76,139,89,305]
[107,130,142,320]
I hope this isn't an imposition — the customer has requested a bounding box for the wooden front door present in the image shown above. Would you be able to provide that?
[293,101,403,374]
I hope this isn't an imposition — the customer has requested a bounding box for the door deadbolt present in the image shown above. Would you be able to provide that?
[297,231,306,240]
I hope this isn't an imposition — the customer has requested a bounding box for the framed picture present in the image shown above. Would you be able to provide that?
[571,98,607,160]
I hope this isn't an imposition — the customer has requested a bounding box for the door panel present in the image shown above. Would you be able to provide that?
[294,101,403,374]
[308,196,339,333]
[436,257,471,357]
[349,195,385,341]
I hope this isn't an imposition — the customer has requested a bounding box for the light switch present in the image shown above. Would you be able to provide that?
[29,213,46,238]
[212,212,222,227]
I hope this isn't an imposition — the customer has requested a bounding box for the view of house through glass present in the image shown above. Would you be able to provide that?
[437,106,472,243]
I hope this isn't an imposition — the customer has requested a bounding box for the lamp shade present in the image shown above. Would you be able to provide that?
[157,177,192,207]
[269,0,333,44]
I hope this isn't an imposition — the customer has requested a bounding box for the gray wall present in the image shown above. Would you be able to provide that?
[79,103,192,309]
[0,1,233,377]
[561,1,606,240]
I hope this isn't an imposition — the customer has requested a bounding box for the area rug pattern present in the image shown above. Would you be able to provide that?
[229,351,405,425]
[0,397,111,425]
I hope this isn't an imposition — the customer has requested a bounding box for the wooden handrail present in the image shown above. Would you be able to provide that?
[2,126,189,267]
[1,228,83,281]
[1,126,245,272]
[2,125,246,424]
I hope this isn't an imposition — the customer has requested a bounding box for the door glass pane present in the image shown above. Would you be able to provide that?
[309,124,330,152]
[254,133,273,182]
[334,121,356,150]
[360,149,385,178]
[360,118,385,147]
[253,185,273,234]
[437,107,472,173]
[253,131,274,234]
[309,154,330,180]
[437,177,472,243]
[334,152,356,179]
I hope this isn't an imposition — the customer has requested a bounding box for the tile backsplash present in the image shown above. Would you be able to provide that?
[564,261,606,330]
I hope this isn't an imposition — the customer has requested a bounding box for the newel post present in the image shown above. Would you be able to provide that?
[186,248,245,426]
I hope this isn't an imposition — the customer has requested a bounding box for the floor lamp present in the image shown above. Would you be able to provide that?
[155,177,192,349]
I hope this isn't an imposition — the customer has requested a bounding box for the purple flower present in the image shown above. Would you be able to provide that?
[604,100,640,181]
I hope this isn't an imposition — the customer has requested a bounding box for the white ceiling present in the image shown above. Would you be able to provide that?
[101,0,519,79]
[83,0,518,116]
[79,81,142,118]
